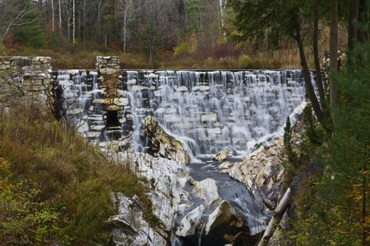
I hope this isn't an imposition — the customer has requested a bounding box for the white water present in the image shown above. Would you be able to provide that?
[56,69,306,158]
[123,70,305,157]
[55,69,308,244]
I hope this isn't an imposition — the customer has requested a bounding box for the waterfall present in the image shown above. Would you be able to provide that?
[55,69,306,157]
[55,68,307,244]
[122,70,305,157]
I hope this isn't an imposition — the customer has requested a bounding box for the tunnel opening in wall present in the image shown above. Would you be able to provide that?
[105,110,120,127]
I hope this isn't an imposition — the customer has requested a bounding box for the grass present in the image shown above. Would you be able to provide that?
[0,98,151,245]
[2,41,306,69]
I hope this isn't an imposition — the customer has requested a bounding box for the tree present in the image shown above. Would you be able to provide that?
[114,0,134,52]
[288,41,370,246]
[0,0,37,42]
[329,0,339,116]
[227,0,328,127]
[134,0,178,66]
[348,0,360,51]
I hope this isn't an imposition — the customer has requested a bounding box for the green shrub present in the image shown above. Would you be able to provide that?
[238,54,254,68]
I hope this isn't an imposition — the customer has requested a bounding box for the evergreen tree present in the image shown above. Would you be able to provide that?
[287,41,370,246]
[12,9,46,48]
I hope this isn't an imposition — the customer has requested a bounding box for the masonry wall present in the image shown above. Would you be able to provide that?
[0,56,53,104]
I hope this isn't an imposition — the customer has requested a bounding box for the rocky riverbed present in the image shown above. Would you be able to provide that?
[106,116,299,245]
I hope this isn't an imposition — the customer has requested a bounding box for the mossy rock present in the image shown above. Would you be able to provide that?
[142,116,190,164]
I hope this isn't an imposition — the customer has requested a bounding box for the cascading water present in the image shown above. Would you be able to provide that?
[55,70,105,141]
[122,70,305,158]
[56,69,305,157]
[56,69,307,245]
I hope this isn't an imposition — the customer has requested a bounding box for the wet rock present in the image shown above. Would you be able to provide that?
[108,193,167,246]
[121,152,191,232]
[212,150,232,162]
[141,116,190,164]
[220,137,287,212]
[176,205,205,237]
[205,201,237,235]
[193,178,221,207]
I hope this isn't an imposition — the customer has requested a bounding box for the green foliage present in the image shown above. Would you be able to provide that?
[11,1,46,49]
[283,117,298,185]
[173,33,198,57]
[237,54,253,68]
[0,99,150,245]
[0,158,60,245]
[303,104,325,146]
[228,0,298,46]
[0,43,7,55]
[287,42,370,245]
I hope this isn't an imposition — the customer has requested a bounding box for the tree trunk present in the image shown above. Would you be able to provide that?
[123,0,132,52]
[258,188,291,246]
[313,3,329,122]
[149,48,154,67]
[362,162,367,246]
[51,0,55,32]
[58,0,62,34]
[98,0,103,44]
[348,0,360,51]
[295,29,325,124]
[72,0,76,44]
[357,0,368,43]
[83,0,87,48]
[329,0,339,113]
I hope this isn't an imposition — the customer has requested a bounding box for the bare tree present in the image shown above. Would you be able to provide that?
[72,0,75,44]
[58,0,62,33]
[136,0,178,65]
[51,0,55,32]
[115,0,134,52]
[0,0,36,42]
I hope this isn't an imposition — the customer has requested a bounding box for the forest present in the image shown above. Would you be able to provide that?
[0,0,321,68]
[0,0,369,245]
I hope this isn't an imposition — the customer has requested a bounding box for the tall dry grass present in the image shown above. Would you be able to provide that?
[0,98,150,245]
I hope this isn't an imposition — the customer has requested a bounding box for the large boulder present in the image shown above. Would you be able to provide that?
[219,138,287,212]
[205,201,237,235]
[140,116,190,164]
[121,152,192,231]
[176,205,205,237]
[118,152,265,245]
[192,178,221,207]
[108,193,167,246]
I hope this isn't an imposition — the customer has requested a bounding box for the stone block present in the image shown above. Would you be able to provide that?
[201,113,217,123]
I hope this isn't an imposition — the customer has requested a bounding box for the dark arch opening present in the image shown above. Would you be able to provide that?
[106,110,120,127]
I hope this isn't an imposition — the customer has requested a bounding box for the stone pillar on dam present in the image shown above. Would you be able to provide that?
[96,56,123,139]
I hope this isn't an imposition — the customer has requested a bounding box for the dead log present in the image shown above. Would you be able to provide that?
[258,188,291,246]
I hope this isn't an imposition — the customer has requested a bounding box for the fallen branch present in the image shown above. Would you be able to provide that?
[258,188,291,246]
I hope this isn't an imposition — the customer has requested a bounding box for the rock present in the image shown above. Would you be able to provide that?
[107,104,120,111]
[201,113,217,123]
[212,150,232,162]
[205,201,236,235]
[176,205,205,237]
[108,193,167,246]
[220,137,287,212]
[218,161,233,169]
[121,152,191,231]
[193,178,220,207]
[141,116,190,164]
